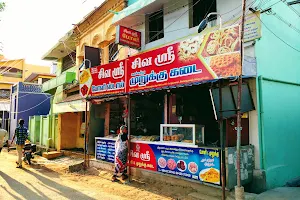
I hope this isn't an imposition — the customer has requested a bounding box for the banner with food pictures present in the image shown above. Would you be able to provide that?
[149,144,220,185]
[79,60,126,98]
[127,24,241,93]
[95,137,221,185]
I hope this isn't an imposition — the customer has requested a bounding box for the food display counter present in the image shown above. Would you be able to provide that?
[95,124,221,185]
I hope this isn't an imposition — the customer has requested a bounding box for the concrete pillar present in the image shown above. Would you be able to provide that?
[57,114,62,151]
[103,46,109,64]
[38,78,42,85]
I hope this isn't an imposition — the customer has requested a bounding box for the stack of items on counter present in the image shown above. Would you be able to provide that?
[163,134,193,143]
[131,135,160,142]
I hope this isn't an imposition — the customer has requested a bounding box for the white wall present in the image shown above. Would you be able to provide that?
[248,78,260,169]
[135,0,255,51]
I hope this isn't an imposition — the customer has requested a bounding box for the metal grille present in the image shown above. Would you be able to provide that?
[18,83,43,93]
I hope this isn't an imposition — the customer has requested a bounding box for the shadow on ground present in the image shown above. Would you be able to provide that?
[0,169,96,200]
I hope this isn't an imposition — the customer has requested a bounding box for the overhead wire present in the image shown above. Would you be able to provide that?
[261,0,281,10]
[128,0,190,18]
[273,12,300,35]
[61,41,76,66]
[10,79,81,114]
[253,12,300,52]
[204,0,216,19]
[281,0,300,18]
[149,0,203,42]
[0,59,24,76]
[10,95,52,114]
[0,59,20,74]
[259,0,272,8]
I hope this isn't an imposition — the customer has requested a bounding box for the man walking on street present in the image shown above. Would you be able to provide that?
[11,119,28,168]
[0,123,8,153]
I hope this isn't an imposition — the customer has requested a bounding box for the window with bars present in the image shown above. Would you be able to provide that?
[147,10,164,43]
[62,52,76,72]
[109,42,118,63]
[190,0,217,28]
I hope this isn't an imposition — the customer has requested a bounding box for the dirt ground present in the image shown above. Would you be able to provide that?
[0,149,195,200]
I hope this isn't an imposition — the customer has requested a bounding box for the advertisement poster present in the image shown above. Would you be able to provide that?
[95,138,116,163]
[130,142,221,185]
[127,24,241,93]
[79,60,126,98]
[95,138,221,185]
[226,12,261,42]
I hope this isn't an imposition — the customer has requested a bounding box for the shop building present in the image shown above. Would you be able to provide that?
[79,0,300,194]
[79,0,259,195]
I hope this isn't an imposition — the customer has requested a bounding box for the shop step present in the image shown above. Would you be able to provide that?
[42,151,63,160]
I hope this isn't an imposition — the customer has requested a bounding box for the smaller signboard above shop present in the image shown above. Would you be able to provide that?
[116,25,142,50]
[79,60,126,98]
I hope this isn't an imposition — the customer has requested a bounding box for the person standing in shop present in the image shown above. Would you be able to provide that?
[0,123,8,153]
[11,119,28,168]
[112,125,129,181]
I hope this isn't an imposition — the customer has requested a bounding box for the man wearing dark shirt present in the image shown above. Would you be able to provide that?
[11,119,28,168]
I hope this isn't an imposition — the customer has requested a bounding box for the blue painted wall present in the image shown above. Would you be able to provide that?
[17,93,51,128]
[255,1,300,189]
[10,82,51,134]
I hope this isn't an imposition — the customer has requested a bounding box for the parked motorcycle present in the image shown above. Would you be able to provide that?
[23,140,36,165]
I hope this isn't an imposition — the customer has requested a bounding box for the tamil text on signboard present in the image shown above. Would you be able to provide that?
[80,24,242,97]
[116,25,141,50]
[95,138,221,185]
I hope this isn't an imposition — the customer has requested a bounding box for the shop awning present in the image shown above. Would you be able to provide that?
[89,96,126,104]
[0,102,10,111]
[42,71,76,94]
[53,94,88,114]
[42,30,76,60]
[53,99,89,114]
[85,75,256,100]
[112,0,169,26]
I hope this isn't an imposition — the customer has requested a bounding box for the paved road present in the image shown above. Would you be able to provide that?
[0,150,125,200]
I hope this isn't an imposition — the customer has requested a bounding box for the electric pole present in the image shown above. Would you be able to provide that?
[235,0,246,199]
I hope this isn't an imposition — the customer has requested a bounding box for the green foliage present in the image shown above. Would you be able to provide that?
[0,2,5,12]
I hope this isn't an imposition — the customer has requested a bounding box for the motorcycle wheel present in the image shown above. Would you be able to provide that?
[26,154,31,165]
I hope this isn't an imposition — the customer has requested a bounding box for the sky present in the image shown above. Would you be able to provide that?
[0,0,105,66]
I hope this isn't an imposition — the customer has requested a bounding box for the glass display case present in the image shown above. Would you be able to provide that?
[160,124,205,146]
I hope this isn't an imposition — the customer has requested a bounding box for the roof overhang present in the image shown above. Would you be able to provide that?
[112,0,168,27]
[42,30,77,61]
[24,73,56,83]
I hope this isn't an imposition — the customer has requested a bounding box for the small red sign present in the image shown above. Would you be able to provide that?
[116,25,141,50]
[129,142,157,171]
